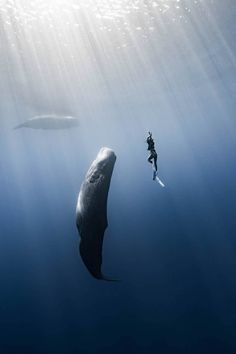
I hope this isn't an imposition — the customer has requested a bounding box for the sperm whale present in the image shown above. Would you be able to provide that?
[76,147,116,280]
[14,115,79,130]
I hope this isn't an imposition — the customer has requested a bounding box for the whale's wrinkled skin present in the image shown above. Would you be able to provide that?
[76,147,116,280]
[14,115,79,130]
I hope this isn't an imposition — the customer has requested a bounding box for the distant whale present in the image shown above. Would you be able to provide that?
[14,115,79,130]
[76,147,116,280]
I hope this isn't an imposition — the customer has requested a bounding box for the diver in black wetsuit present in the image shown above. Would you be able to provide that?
[146,132,158,175]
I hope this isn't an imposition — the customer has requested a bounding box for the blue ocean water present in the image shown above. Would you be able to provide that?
[0,1,236,353]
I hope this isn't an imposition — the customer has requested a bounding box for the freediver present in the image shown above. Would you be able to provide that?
[146,131,158,179]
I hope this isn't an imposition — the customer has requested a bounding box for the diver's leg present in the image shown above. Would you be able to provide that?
[154,157,157,171]
[153,152,158,171]
[147,154,153,164]
[152,156,157,180]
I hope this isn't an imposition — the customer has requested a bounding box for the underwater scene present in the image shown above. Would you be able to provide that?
[0,0,236,353]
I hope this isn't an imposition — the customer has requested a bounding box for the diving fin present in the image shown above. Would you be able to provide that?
[152,169,165,187]
[155,175,165,187]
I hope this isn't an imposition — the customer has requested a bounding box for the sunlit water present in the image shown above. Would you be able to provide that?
[0,1,236,353]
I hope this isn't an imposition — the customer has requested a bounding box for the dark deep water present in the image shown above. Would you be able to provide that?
[0,1,236,353]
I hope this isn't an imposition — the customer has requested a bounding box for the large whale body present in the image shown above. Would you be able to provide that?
[76,147,116,280]
[14,115,79,130]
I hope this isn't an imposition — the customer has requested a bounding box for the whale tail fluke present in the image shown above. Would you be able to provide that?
[92,269,120,282]
[100,274,120,282]
[13,123,25,130]
[79,244,120,281]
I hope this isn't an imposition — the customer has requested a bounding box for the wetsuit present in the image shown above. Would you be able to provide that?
[147,135,158,171]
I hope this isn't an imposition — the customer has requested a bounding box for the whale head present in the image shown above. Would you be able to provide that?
[86,147,116,184]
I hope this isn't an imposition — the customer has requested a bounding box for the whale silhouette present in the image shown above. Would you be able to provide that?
[14,115,79,130]
[76,147,116,280]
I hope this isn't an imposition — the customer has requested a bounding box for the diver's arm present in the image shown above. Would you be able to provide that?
[147,132,152,143]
